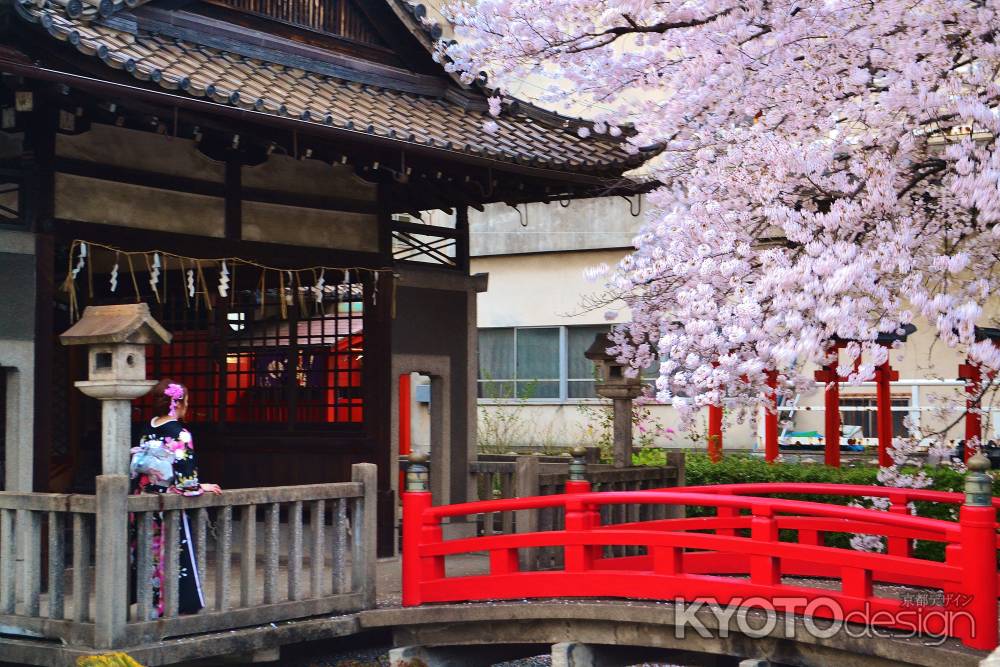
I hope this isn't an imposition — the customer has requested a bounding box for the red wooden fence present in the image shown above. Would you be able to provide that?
[402,479,999,651]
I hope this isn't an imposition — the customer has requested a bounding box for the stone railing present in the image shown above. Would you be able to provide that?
[0,490,97,645]
[0,463,377,651]
[469,452,684,569]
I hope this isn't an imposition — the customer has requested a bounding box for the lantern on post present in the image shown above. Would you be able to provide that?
[59,303,172,475]
[585,332,643,468]
[59,303,171,649]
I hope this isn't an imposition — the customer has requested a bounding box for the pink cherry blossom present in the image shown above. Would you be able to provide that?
[441,0,1000,433]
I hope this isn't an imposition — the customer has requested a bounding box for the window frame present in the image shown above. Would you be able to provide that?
[839,394,912,439]
[477,324,663,405]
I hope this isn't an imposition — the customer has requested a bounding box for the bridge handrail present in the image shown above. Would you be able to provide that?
[666,482,1000,508]
[416,527,962,582]
[422,489,962,536]
[402,474,999,652]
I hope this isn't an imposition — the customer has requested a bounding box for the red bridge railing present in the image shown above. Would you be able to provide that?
[401,455,999,652]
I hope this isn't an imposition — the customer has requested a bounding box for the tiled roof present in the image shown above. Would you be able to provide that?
[15,1,643,175]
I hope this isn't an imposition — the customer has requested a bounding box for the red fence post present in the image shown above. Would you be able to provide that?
[750,505,780,586]
[957,453,998,651]
[398,373,412,498]
[875,361,898,467]
[715,506,739,537]
[960,361,982,460]
[564,448,597,564]
[708,404,723,463]
[886,493,913,558]
[814,359,841,468]
[402,452,437,607]
[765,371,779,463]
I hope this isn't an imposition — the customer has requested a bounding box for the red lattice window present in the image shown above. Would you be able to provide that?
[140,281,365,430]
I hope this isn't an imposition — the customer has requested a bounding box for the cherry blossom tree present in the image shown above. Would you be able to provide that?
[440,0,1000,434]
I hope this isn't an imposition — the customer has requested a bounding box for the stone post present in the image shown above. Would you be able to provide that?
[612,398,633,468]
[100,399,133,476]
[94,474,128,648]
[351,463,378,609]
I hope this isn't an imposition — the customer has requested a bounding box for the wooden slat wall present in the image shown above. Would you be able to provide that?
[207,0,385,45]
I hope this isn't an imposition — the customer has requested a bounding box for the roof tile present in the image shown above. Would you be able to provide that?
[19,1,641,174]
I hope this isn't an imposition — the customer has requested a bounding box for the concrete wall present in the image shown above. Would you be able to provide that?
[469,197,643,256]
[0,229,37,490]
[391,276,477,504]
[474,249,631,328]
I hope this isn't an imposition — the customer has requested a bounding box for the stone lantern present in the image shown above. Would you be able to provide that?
[58,303,171,648]
[60,303,172,475]
[585,332,644,468]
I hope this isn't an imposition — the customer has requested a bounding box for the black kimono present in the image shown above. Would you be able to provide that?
[129,418,206,617]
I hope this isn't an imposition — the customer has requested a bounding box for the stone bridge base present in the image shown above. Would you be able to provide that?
[366,601,986,667]
[390,642,776,667]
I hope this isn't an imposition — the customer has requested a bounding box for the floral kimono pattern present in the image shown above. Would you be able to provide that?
[129,419,205,618]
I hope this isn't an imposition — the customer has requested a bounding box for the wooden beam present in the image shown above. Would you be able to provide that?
[53,219,383,269]
[54,157,378,213]
[389,219,462,239]
[376,183,392,263]
[225,152,242,240]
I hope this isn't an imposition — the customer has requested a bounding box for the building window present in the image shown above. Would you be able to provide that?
[478,327,560,399]
[478,325,657,401]
[840,396,910,439]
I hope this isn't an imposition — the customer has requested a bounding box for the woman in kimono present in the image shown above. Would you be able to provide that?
[130,379,222,618]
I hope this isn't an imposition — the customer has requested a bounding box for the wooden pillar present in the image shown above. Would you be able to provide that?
[455,205,470,273]
[764,371,779,463]
[514,455,539,570]
[875,360,898,467]
[707,404,723,463]
[25,91,56,493]
[959,361,982,459]
[814,360,841,467]
[370,187,395,556]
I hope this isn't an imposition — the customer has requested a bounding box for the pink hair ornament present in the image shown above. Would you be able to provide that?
[164,383,185,417]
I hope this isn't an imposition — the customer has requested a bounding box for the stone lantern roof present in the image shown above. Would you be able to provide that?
[60,303,172,347]
[583,332,615,363]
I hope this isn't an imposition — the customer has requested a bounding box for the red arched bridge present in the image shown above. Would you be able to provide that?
[402,465,1000,653]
